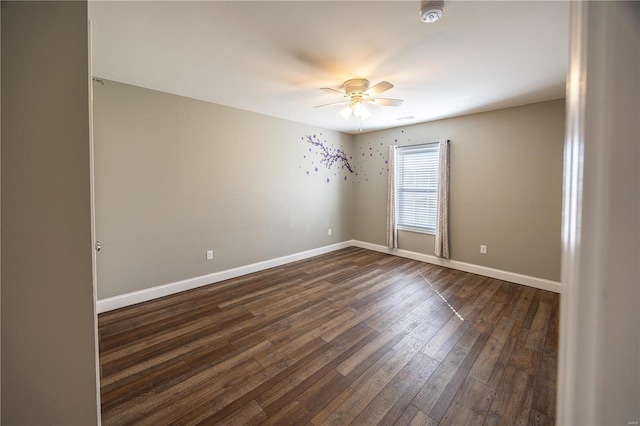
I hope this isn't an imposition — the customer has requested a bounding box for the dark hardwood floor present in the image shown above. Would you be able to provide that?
[98,247,558,425]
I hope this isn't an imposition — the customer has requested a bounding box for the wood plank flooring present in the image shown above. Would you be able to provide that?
[98,247,559,425]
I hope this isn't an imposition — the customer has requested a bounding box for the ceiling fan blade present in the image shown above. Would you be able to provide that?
[314,100,351,108]
[366,81,394,96]
[320,87,346,96]
[368,98,403,107]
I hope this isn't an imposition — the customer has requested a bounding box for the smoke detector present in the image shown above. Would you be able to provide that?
[420,0,444,23]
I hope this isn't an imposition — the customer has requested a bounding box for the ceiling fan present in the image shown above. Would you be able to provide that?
[315,79,403,131]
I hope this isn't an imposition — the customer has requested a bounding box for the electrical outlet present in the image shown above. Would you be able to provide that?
[328,228,332,236]
[206,250,214,260]
[480,245,487,254]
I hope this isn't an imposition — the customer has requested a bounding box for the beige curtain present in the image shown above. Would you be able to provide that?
[386,145,398,249]
[434,139,450,258]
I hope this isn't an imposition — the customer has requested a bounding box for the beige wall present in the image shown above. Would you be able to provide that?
[353,100,565,281]
[1,1,98,424]
[93,80,354,299]
[94,83,564,299]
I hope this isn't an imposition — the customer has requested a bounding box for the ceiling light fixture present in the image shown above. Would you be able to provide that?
[420,0,444,23]
[340,98,371,132]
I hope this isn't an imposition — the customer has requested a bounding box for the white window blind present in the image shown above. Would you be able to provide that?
[396,143,440,233]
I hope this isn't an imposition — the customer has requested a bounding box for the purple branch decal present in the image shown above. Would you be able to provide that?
[304,135,353,173]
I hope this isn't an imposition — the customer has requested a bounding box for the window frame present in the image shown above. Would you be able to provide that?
[395,142,440,235]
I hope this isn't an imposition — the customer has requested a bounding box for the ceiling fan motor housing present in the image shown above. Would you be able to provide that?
[343,79,371,97]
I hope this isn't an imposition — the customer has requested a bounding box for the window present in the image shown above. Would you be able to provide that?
[396,143,440,233]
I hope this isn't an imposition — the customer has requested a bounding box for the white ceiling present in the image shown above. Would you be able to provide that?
[89,1,570,134]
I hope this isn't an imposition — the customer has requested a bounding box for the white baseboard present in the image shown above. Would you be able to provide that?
[350,240,561,294]
[96,241,352,313]
[97,239,560,313]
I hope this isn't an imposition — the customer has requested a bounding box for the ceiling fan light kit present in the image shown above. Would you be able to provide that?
[340,103,370,120]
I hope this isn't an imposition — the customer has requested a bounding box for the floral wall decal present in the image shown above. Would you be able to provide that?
[301,134,353,183]
[353,137,388,184]
[353,130,414,184]
[299,130,413,184]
